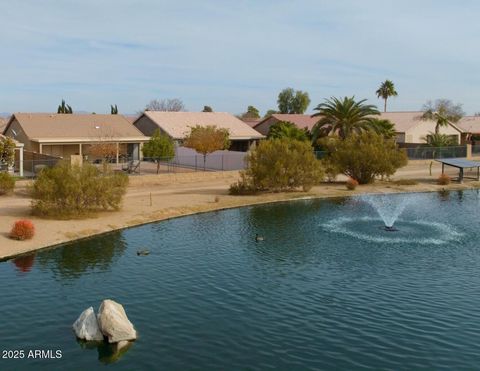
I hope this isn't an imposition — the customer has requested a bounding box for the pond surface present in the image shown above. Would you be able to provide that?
[1,190,480,370]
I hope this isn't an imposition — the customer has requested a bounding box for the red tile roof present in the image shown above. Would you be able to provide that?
[241,119,262,128]
[255,114,318,131]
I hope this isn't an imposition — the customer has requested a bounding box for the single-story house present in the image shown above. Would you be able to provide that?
[3,113,148,162]
[133,111,265,152]
[457,116,480,144]
[379,112,465,145]
[253,112,466,145]
[253,114,319,136]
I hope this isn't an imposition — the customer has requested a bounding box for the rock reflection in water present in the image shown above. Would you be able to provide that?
[37,231,127,279]
[77,339,133,364]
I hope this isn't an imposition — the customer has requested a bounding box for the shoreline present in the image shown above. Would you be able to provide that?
[1,163,479,261]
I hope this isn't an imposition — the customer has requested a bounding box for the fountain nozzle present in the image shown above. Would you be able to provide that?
[384,226,398,232]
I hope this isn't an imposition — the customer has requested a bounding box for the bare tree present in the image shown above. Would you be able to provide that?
[143,98,186,112]
[88,127,126,169]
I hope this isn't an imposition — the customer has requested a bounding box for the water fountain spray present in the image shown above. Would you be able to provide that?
[359,194,413,231]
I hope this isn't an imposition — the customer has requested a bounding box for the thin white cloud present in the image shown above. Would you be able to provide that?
[1,0,480,114]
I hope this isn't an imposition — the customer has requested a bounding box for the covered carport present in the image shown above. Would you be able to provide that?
[436,158,480,183]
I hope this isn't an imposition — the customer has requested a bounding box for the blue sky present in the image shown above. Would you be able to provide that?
[1,0,480,115]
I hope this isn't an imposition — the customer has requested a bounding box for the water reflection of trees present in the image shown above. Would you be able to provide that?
[437,189,469,202]
[37,232,127,280]
[247,199,323,230]
[243,199,327,267]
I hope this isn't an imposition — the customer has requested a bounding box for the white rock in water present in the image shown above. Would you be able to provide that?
[97,299,137,343]
[72,307,104,341]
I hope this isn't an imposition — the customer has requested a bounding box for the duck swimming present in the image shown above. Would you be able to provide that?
[255,234,264,242]
[137,250,150,256]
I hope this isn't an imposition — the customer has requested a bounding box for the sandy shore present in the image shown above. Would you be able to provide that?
[1,159,479,260]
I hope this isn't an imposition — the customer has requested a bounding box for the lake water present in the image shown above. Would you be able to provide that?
[1,190,480,370]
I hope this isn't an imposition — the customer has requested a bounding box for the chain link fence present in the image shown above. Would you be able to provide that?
[401,145,467,160]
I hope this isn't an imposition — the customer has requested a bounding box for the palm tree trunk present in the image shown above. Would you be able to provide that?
[435,124,440,135]
[384,98,387,113]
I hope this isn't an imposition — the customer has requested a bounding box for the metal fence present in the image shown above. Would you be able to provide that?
[472,145,480,155]
[314,146,469,161]
[143,153,247,172]
[401,145,467,160]
[14,159,61,178]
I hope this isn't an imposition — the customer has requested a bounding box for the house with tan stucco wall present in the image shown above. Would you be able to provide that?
[379,111,465,145]
[3,113,148,163]
[133,111,264,151]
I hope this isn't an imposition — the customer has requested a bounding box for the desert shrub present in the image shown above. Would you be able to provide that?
[237,138,324,192]
[10,220,35,240]
[345,178,359,190]
[329,132,408,184]
[229,175,258,195]
[0,172,15,195]
[437,173,451,185]
[321,158,341,182]
[0,136,16,166]
[31,162,129,218]
[142,130,175,174]
[392,179,418,186]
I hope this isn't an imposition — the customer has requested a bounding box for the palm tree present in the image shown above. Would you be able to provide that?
[371,118,396,139]
[267,121,309,142]
[422,100,463,134]
[311,96,380,142]
[376,80,398,112]
[424,132,455,147]
[57,99,73,114]
[110,104,118,114]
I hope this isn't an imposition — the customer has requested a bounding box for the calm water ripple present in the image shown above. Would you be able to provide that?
[1,190,480,370]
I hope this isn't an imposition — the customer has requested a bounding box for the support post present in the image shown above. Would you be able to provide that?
[459,168,464,183]
[116,143,119,164]
[39,143,43,154]
[79,143,83,157]
[139,142,144,161]
[19,147,24,177]
[467,143,472,159]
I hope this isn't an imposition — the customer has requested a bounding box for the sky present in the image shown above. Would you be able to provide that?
[1,0,480,115]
